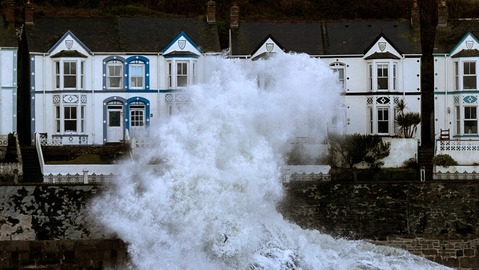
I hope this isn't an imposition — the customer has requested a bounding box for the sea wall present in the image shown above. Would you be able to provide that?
[3,182,479,269]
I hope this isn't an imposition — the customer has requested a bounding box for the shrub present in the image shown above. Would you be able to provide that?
[327,133,390,169]
[432,154,458,167]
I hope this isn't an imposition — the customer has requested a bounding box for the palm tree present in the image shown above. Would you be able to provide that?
[395,99,421,138]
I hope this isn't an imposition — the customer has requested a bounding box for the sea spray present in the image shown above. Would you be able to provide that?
[91,53,450,269]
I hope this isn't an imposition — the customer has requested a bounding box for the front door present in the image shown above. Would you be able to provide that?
[107,102,124,142]
[129,102,146,138]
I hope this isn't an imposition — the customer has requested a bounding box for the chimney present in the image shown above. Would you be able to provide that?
[410,0,420,28]
[438,0,448,27]
[25,0,33,25]
[5,0,14,24]
[230,2,239,29]
[206,0,216,24]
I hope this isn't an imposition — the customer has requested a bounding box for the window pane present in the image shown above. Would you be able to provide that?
[109,111,121,127]
[65,120,77,132]
[464,107,478,134]
[464,76,477,89]
[378,108,389,133]
[378,78,388,90]
[64,76,76,88]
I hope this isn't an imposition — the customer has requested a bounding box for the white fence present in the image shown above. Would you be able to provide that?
[434,165,479,180]
[34,133,122,184]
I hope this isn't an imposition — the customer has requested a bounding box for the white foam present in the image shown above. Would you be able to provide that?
[90,53,450,269]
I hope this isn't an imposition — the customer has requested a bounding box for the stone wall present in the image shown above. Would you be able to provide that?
[281,181,479,239]
[3,182,479,269]
[0,184,108,240]
[0,239,127,269]
[280,180,479,269]
[370,236,479,269]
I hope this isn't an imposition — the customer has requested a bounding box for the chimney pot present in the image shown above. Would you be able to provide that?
[411,0,420,28]
[5,0,14,24]
[230,2,239,29]
[206,0,216,24]
[438,0,448,27]
[25,0,34,25]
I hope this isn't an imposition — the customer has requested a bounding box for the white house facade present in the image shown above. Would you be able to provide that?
[229,21,422,140]
[434,29,479,165]
[24,17,220,145]
[0,18,18,136]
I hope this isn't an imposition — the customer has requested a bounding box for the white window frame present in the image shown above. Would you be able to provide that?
[463,61,477,90]
[455,59,478,91]
[330,62,345,91]
[106,60,123,89]
[367,61,398,92]
[54,104,86,134]
[464,106,478,134]
[166,59,197,89]
[54,59,85,90]
[129,60,145,89]
[377,107,390,134]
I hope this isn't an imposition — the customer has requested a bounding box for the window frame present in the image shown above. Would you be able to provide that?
[464,106,478,134]
[54,104,86,134]
[454,59,478,91]
[106,60,124,89]
[367,60,398,92]
[166,58,198,89]
[330,62,346,91]
[53,59,85,90]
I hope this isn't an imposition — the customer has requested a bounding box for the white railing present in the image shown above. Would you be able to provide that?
[43,172,116,184]
[437,140,479,151]
[281,165,331,182]
[35,132,122,184]
[434,165,479,180]
[39,133,89,146]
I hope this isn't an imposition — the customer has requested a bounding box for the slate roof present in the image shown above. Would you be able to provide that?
[434,20,479,54]
[0,18,17,48]
[25,17,220,53]
[230,20,421,56]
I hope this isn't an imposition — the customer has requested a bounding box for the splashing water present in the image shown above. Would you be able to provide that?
[91,54,449,270]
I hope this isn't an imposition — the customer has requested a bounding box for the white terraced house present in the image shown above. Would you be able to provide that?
[23,13,220,146]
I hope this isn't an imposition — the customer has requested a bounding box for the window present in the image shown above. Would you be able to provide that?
[54,60,84,89]
[369,107,373,133]
[463,62,477,90]
[377,107,389,134]
[55,105,85,134]
[107,61,123,89]
[177,62,188,87]
[129,60,145,89]
[330,62,345,91]
[464,106,477,134]
[64,106,77,133]
[166,59,197,89]
[456,106,461,134]
[377,64,388,90]
[454,62,459,90]
[368,62,398,91]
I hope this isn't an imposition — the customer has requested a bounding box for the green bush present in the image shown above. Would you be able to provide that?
[432,154,458,167]
[327,133,390,169]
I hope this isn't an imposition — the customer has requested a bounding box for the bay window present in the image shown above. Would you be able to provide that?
[54,60,85,89]
[454,60,478,91]
[367,61,398,91]
[166,58,197,89]
[330,62,345,91]
[55,105,85,134]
